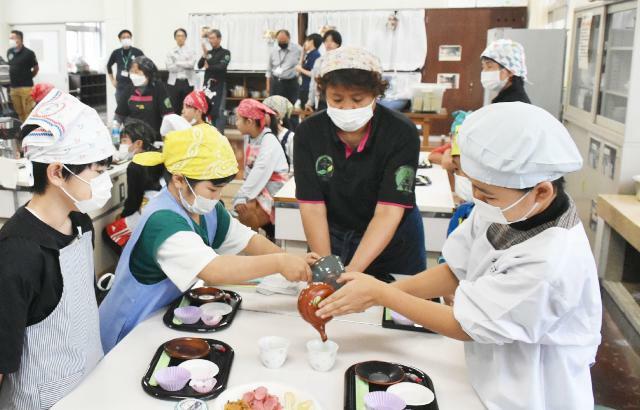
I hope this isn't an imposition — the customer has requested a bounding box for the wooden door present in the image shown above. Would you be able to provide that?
[422,8,527,135]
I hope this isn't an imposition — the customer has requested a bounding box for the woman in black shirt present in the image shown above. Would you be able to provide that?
[115,56,174,136]
[294,47,425,280]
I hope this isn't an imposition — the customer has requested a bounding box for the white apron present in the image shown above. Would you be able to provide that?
[0,231,104,410]
[442,202,602,410]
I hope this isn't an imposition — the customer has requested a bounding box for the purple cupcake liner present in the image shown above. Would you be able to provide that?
[189,377,217,394]
[174,306,202,324]
[201,312,223,326]
[154,366,191,392]
[364,391,406,410]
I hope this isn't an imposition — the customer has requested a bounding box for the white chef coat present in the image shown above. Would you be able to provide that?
[442,200,602,410]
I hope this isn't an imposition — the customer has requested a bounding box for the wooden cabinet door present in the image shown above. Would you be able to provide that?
[422,7,527,135]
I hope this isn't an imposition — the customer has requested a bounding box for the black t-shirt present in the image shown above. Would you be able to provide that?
[115,82,174,134]
[106,47,145,89]
[294,105,420,233]
[0,207,94,373]
[122,161,164,218]
[6,46,38,87]
[198,47,231,84]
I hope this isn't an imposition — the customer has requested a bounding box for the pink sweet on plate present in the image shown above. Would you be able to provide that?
[241,386,283,410]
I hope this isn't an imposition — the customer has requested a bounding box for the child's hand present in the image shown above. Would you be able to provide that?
[316,273,385,318]
[305,252,321,266]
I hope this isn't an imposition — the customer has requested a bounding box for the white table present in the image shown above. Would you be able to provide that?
[274,164,455,253]
[53,284,482,409]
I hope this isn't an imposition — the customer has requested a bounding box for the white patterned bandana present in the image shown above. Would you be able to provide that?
[481,39,527,80]
[320,46,383,77]
[22,89,115,164]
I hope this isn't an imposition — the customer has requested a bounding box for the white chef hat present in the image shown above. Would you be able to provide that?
[160,114,191,137]
[458,102,583,189]
[21,89,115,165]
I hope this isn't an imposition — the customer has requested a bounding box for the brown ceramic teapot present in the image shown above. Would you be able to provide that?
[298,283,335,342]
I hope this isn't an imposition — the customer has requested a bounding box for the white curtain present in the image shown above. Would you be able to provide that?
[189,13,299,71]
[307,10,426,71]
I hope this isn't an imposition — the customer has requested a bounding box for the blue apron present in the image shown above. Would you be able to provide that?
[99,187,218,353]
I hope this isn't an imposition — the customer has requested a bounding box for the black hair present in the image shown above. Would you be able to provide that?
[305,33,322,49]
[323,30,342,46]
[131,56,158,83]
[317,68,388,98]
[118,29,132,39]
[520,177,566,194]
[163,170,236,187]
[174,28,187,38]
[209,29,222,39]
[276,29,291,38]
[269,113,281,134]
[11,30,23,41]
[30,159,111,195]
[510,76,525,88]
[122,119,159,150]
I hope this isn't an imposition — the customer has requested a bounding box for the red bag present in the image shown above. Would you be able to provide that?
[105,217,132,247]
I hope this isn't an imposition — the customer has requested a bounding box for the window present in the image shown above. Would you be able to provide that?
[66,22,104,72]
[597,6,636,124]
[569,13,601,112]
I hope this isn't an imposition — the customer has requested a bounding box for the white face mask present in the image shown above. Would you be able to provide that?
[327,99,375,132]
[481,70,507,91]
[472,189,539,225]
[60,167,113,214]
[179,179,218,215]
[454,174,474,203]
[117,144,133,161]
[130,73,147,87]
[9,39,17,49]
[121,38,132,48]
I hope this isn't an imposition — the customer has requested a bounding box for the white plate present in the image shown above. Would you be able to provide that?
[200,302,233,316]
[386,382,435,405]
[178,359,219,380]
[212,382,323,410]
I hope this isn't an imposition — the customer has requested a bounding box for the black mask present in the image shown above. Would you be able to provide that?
[278,42,288,50]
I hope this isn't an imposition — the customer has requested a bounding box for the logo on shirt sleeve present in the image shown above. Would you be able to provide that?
[395,165,415,193]
[164,97,173,109]
[315,155,334,180]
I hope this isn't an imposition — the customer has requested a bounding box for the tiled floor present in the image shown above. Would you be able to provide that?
[592,306,640,410]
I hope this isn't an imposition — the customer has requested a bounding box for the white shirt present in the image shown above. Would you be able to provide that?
[276,127,295,174]
[156,215,256,292]
[442,204,602,410]
[166,45,197,86]
[233,128,289,207]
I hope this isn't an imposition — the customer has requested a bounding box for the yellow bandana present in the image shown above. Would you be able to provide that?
[133,123,238,180]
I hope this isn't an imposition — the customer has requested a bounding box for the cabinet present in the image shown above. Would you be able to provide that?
[563,0,640,349]
[566,2,637,137]
[223,71,268,129]
[68,73,107,109]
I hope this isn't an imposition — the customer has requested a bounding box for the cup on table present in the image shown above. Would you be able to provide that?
[258,336,290,369]
[306,339,339,372]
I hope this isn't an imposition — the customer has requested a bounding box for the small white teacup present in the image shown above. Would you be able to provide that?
[258,336,290,369]
[306,339,339,372]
